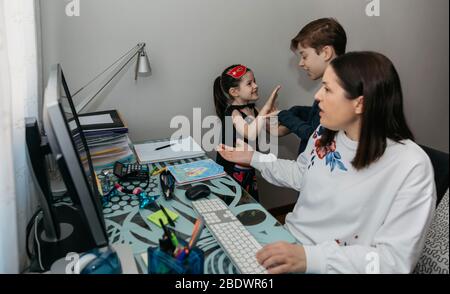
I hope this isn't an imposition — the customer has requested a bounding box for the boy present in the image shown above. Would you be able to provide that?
[278,18,347,154]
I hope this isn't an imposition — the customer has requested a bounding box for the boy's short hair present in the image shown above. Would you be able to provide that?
[291,18,347,56]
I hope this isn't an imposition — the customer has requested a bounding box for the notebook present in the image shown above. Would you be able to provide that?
[167,159,227,185]
[134,136,205,164]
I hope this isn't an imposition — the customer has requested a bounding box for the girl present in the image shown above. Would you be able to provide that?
[217,52,436,273]
[213,64,280,202]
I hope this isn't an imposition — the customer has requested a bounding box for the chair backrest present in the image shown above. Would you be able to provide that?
[419,145,449,206]
[413,189,449,274]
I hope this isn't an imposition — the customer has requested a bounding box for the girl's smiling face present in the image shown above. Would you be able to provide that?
[229,71,259,102]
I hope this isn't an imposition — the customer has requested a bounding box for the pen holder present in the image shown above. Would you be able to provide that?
[147,243,204,274]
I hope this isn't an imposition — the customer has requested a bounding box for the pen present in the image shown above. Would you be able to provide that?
[176,247,189,261]
[169,230,179,248]
[159,217,179,248]
[155,143,175,151]
[159,204,176,227]
[149,166,158,175]
[159,218,171,237]
[188,218,204,249]
[152,167,167,176]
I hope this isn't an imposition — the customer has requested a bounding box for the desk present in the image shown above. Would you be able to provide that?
[97,139,296,274]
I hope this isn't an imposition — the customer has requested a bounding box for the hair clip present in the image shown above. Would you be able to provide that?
[226,65,247,79]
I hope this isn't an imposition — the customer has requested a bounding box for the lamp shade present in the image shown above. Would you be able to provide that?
[137,51,151,75]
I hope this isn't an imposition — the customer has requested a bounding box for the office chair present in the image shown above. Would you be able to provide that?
[419,145,449,206]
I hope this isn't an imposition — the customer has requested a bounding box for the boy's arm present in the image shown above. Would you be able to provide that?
[286,106,313,120]
[264,116,292,137]
[278,108,315,141]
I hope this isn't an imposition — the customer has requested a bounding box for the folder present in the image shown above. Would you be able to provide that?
[68,109,127,132]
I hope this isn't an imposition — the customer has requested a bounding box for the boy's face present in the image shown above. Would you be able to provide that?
[297,44,329,80]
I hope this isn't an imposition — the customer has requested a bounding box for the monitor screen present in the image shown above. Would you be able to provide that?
[60,71,98,202]
[43,64,108,247]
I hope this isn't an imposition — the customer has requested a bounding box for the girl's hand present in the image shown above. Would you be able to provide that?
[256,242,307,274]
[260,85,281,116]
[216,139,254,166]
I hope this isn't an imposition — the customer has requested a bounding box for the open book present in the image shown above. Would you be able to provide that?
[167,159,227,185]
[134,136,205,164]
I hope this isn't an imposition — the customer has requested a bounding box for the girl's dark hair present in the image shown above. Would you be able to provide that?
[213,64,252,119]
[319,51,414,170]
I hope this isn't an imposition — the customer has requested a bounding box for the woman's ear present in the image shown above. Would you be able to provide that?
[228,87,240,98]
[354,96,364,114]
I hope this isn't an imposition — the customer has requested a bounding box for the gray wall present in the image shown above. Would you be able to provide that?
[40,0,449,209]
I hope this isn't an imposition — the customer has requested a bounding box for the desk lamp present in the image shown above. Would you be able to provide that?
[69,42,151,113]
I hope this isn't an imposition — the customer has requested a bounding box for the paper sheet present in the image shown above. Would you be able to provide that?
[134,136,205,163]
[69,114,114,130]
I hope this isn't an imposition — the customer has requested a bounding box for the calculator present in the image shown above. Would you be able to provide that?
[113,162,150,182]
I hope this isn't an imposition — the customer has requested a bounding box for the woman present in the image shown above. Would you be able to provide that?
[217,52,436,274]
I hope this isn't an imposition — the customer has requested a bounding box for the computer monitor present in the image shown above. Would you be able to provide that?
[25,64,109,271]
[43,64,108,246]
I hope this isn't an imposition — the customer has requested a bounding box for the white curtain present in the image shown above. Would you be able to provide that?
[0,0,41,273]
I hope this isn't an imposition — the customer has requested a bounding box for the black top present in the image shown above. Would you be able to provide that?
[216,105,259,175]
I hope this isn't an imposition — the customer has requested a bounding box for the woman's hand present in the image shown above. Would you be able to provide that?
[256,241,307,274]
[216,139,254,166]
[259,85,281,116]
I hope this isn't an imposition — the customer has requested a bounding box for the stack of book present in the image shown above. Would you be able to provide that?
[71,109,133,170]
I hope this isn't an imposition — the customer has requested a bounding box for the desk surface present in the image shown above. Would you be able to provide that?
[97,145,295,274]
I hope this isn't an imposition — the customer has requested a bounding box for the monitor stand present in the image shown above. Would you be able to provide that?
[30,204,96,272]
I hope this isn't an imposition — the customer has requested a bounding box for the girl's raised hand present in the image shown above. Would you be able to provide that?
[260,85,281,116]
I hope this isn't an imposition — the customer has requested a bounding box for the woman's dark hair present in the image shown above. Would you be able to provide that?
[213,64,252,119]
[319,51,414,170]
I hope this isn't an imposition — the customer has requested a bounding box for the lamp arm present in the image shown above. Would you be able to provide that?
[75,43,146,113]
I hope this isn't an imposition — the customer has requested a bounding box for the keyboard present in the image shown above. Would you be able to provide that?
[191,198,268,274]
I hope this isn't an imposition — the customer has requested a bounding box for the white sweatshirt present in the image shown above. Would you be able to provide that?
[251,127,436,274]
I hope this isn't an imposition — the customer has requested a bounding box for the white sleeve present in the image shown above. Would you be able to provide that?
[303,157,436,274]
[250,132,314,191]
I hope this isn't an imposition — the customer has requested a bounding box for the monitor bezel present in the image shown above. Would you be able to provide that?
[43,64,108,247]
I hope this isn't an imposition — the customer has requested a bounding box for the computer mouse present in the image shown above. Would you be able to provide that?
[185,184,211,200]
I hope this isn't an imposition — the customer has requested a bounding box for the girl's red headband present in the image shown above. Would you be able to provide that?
[225,65,247,79]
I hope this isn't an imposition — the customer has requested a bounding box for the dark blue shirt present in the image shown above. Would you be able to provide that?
[277,101,321,154]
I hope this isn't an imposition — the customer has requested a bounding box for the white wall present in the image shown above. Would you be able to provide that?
[40,0,449,209]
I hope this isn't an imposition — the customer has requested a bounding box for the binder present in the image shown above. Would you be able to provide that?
[68,109,127,132]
